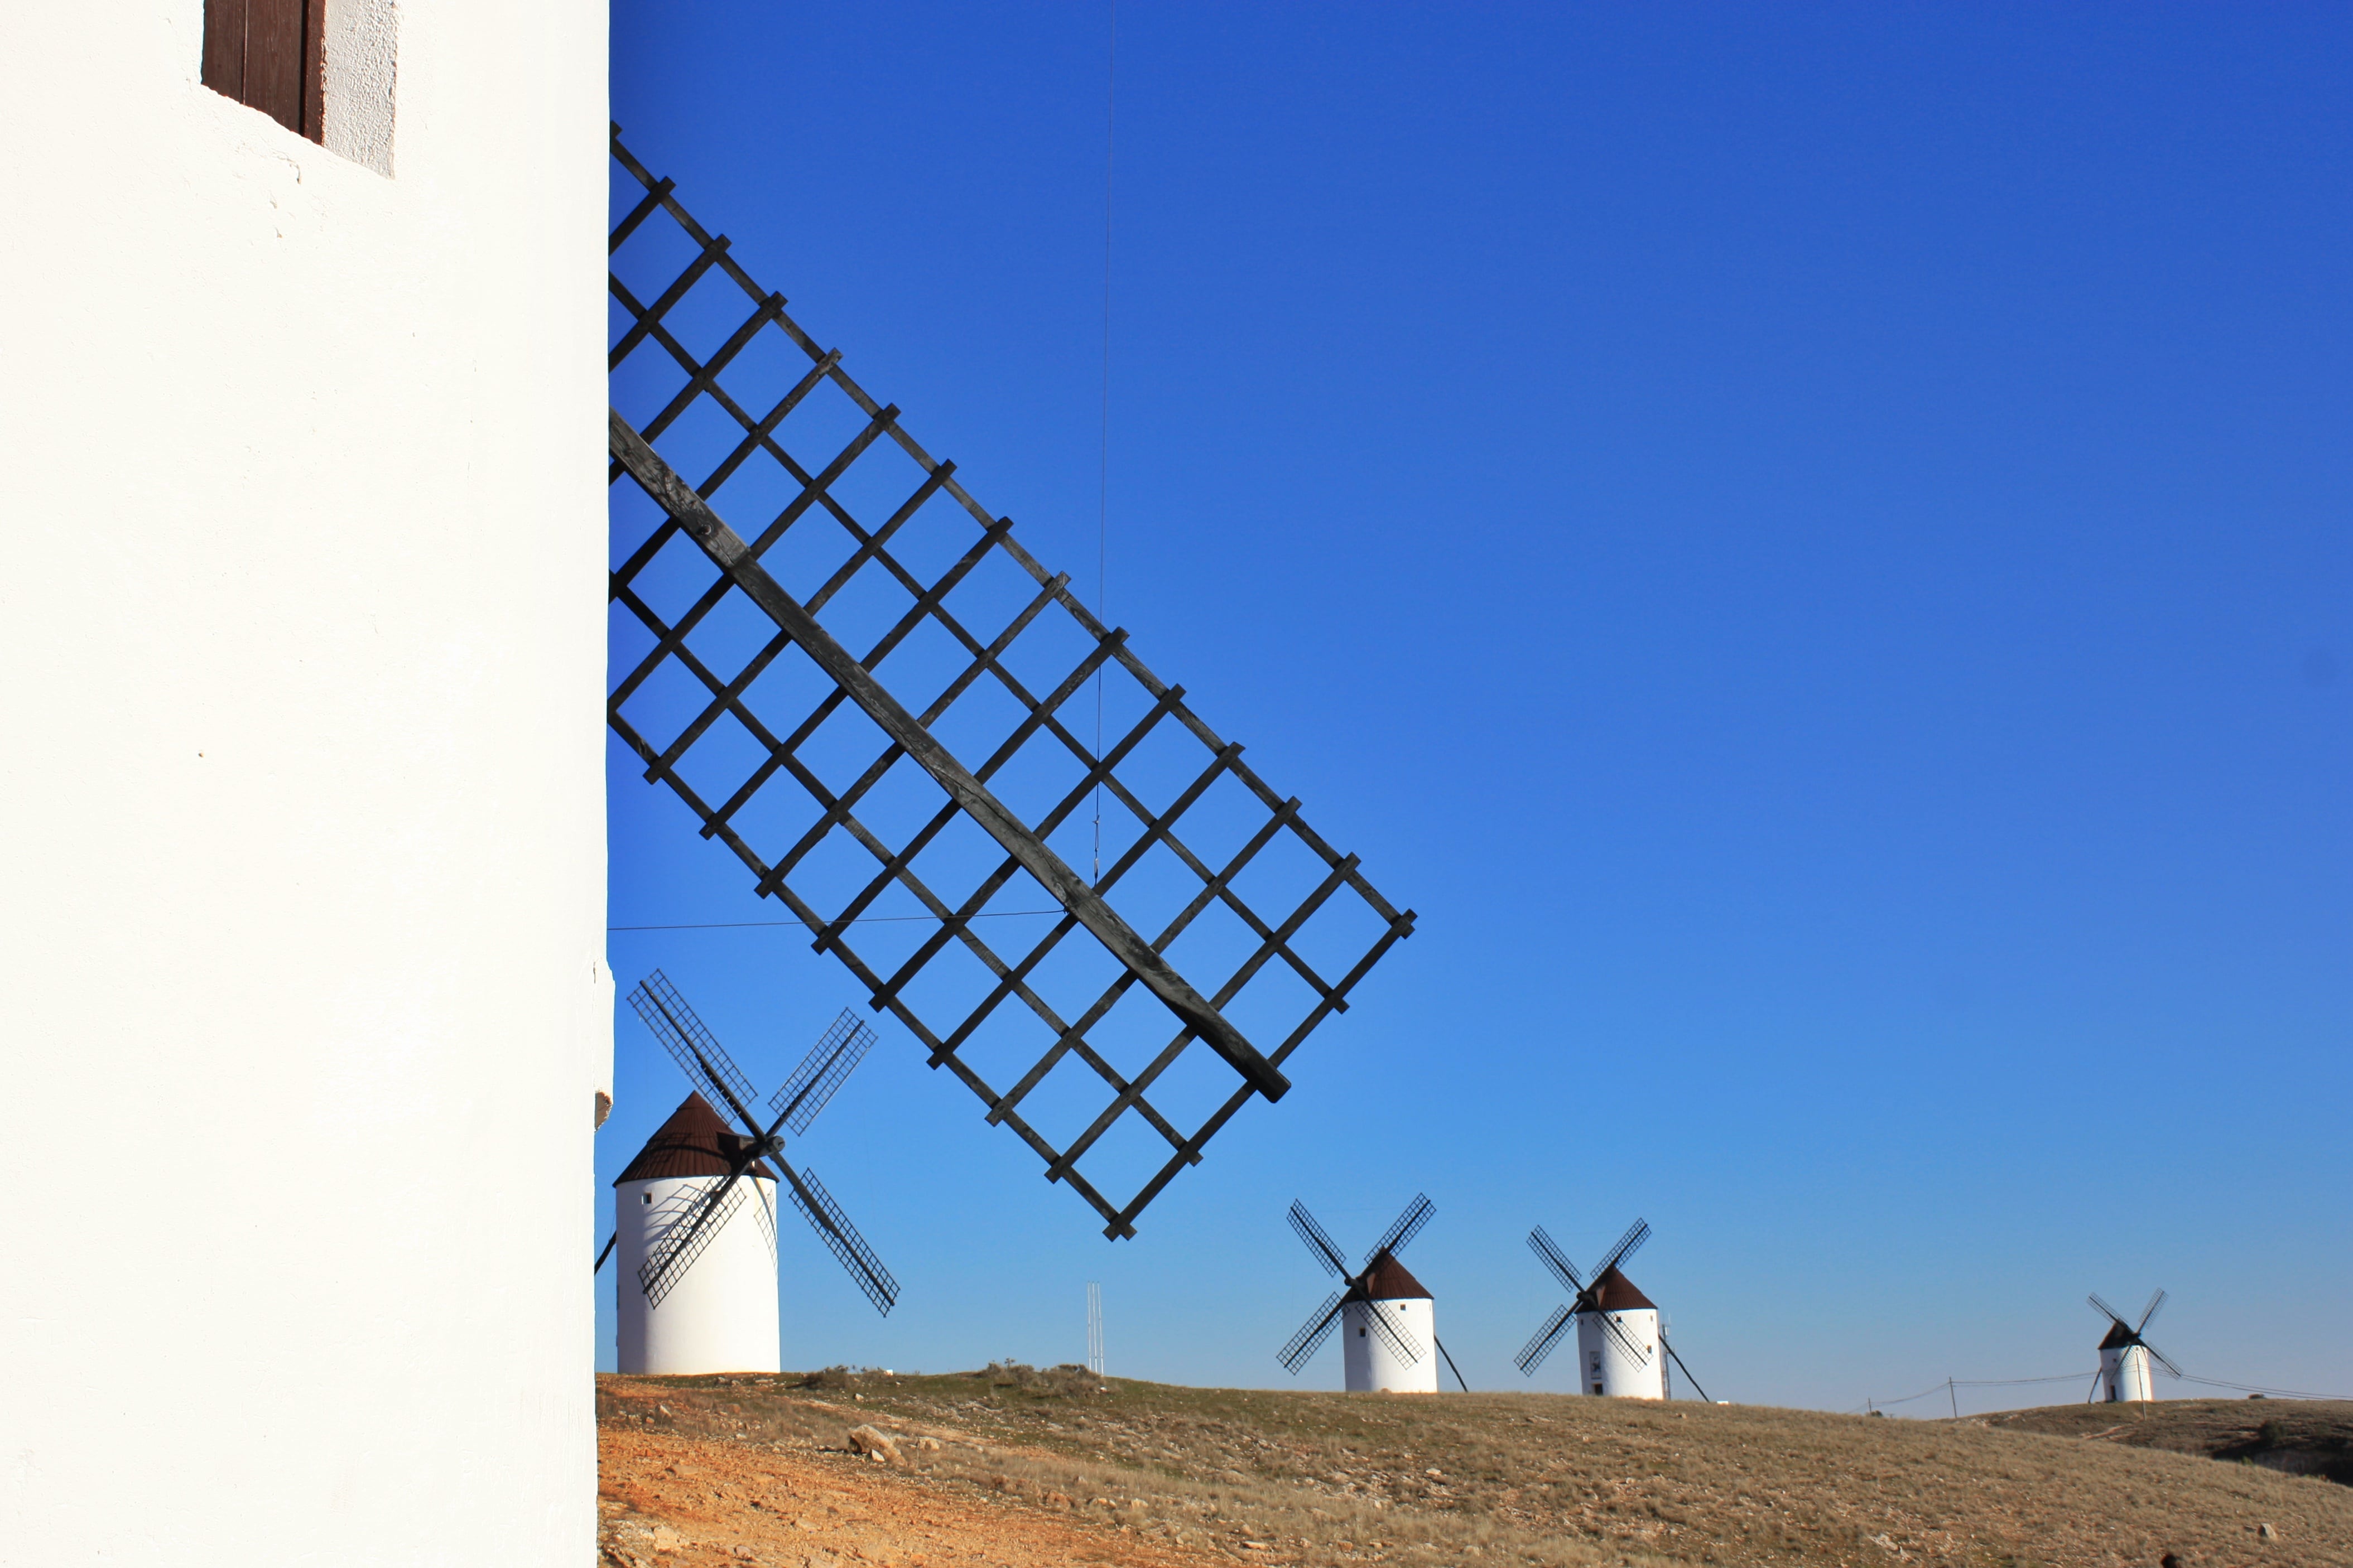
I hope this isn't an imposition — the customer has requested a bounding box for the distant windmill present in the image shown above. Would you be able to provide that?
[600,970,898,1374]
[1515,1218,1706,1400]
[1278,1194,1465,1393]
[2089,1290,2178,1403]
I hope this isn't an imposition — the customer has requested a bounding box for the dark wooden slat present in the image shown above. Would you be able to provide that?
[301,0,324,142]
[201,0,247,102]
[609,407,1292,1105]
[246,0,310,137]
[609,178,678,253]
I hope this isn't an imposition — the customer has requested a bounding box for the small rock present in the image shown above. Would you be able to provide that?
[1425,1467,1444,1478]
[2258,1523,2277,1542]
[846,1425,902,1465]
[656,1405,673,1419]
[916,1436,942,1452]
[648,1524,685,1554]
[2160,1554,2184,1568]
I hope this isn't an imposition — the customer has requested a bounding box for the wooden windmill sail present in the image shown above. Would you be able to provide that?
[605,129,1414,1239]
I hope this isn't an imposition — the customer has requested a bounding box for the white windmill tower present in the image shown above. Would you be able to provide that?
[1277,1195,1467,1393]
[600,972,899,1376]
[2090,1289,2178,1403]
[1515,1219,1709,1400]
[614,1091,783,1374]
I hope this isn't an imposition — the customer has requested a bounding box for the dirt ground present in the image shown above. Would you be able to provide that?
[600,1426,1207,1568]
[598,1370,2353,1568]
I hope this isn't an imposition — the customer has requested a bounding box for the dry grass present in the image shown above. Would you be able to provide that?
[1980,1400,2353,1486]
[599,1371,2353,1567]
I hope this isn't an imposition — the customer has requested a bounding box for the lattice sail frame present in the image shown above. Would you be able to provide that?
[607,129,1415,1238]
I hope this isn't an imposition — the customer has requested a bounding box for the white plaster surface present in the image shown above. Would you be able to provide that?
[617,1175,784,1376]
[2100,1343,2157,1402]
[325,0,400,175]
[1577,1308,1666,1398]
[1342,1298,1440,1393]
[0,4,608,1564]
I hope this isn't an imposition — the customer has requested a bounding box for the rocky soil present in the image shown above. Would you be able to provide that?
[598,1370,2353,1568]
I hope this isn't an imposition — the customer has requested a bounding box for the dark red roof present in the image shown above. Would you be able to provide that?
[1358,1252,1432,1301]
[613,1093,777,1185]
[2098,1320,2137,1350]
[1587,1266,1655,1311]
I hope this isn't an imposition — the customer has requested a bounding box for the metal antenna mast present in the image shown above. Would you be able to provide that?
[1087,1281,1105,1377]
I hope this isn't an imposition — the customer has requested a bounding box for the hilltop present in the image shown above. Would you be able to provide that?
[1979,1400,2353,1487]
[596,1369,2353,1568]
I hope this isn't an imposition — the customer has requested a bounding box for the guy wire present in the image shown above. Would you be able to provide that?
[1091,0,1117,886]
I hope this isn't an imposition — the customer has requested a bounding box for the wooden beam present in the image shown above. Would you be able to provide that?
[246,0,311,138]
[201,0,247,103]
[608,408,1292,1104]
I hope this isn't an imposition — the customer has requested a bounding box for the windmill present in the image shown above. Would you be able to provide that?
[2089,1289,2178,1403]
[602,969,898,1375]
[1514,1218,1704,1400]
[1278,1195,1465,1393]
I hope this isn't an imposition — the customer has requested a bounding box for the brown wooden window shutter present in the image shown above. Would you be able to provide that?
[201,0,325,143]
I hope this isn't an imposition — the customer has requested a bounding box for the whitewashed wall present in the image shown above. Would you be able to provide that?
[2101,1343,2157,1402]
[617,1175,783,1376]
[0,4,609,1565]
[1578,1308,1667,1399]
[1342,1298,1440,1394]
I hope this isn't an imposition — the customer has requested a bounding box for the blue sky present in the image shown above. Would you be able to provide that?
[600,2,2350,1411]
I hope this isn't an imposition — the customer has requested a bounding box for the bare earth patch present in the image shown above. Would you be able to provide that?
[598,1371,2353,1568]
[599,1426,1206,1568]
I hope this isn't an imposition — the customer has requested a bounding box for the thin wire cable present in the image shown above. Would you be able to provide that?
[1090,0,1117,886]
[1858,1371,2098,1415]
[610,911,1060,932]
[1858,1364,2349,1416]
[2175,1373,2352,1400]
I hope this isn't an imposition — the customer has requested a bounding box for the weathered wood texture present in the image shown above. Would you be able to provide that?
[610,411,1290,1105]
[201,0,323,142]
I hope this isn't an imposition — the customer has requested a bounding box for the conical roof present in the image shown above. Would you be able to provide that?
[614,1092,777,1185]
[1587,1265,1656,1312]
[1357,1252,1432,1301]
[2097,1319,2138,1351]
